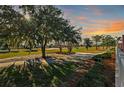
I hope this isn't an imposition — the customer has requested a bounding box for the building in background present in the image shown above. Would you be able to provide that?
[118,35,124,52]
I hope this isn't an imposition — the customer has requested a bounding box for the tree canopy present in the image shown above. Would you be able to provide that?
[0,5,82,58]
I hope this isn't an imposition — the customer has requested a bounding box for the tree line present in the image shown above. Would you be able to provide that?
[0,5,82,58]
[83,35,117,50]
[0,5,118,58]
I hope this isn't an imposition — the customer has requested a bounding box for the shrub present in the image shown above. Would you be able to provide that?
[92,52,112,61]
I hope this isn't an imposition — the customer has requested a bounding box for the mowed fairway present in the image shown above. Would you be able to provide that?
[0,47,106,59]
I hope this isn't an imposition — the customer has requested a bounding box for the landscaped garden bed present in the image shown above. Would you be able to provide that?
[77,51,115,87]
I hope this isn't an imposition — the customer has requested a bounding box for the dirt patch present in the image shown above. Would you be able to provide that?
[60,59,95,87]
[103,54,115,87]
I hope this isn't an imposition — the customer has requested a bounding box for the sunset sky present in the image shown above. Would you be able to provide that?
[56,5,124,38]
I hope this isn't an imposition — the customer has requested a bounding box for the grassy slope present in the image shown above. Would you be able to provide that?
[0,51,41,59]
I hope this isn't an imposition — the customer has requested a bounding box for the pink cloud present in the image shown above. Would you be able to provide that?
[82,19,124,36]
[76,16,87,20]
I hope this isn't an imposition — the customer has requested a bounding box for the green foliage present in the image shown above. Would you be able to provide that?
[77,51,113,87]
[92,35,102,50]
[92,52,112,61]
[0,47,106,59]
[0,62,76,87]
[77,61,105,87]
[0,5,82,58]
[83,38,93,50]
[101,35,116,48]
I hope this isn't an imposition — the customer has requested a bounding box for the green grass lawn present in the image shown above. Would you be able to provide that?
[72,47,105,53]
[46,47,105,53]
[0,47,106,59]
[0,51,41,59]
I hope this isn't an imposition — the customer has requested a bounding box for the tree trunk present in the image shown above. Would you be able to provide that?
[103,46,104,49]
[41,38,47,59]
[59,45,62,53]
[8,48,11,52]
[7,45,11,52]
[6,44,11,52]
[68,46,72,53]
[96,46,98,50]
[29,48,32,54]
[96,43,98,50]
[106,46,108,49]
[41,46,46,59]
[86,46,88,50]
[29,41,32,54]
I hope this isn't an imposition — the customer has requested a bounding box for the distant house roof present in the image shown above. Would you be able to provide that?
[118,37,123,44]
[118,41,122,44]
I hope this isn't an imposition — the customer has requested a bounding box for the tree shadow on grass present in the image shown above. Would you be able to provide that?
[0,60,76,87]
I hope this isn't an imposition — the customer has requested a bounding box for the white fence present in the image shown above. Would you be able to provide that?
[116,48,124,87]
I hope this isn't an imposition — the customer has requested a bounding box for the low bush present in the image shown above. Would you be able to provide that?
[92,52,112,61]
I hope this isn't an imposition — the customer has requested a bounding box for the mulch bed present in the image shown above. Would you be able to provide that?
[103,54,115,87]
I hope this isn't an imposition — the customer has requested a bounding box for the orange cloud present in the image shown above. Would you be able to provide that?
[82,20,124,36]
[107,21,124,32]
[76,16,87,20]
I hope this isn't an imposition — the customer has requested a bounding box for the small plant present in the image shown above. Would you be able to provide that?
[92,52,112,61]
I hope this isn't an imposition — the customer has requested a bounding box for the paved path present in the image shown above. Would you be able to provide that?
[0,54,42,67]
[116,48,124,87]
[70,52,105,60]
[0,52,100,68]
